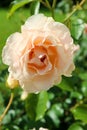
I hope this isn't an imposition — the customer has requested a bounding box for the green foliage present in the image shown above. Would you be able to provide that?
[81,81,87,97]
[71,104,87,123]
[70,18,85,40]
[79,72,87,80]
[30,1,40,15]
[25,91,48,120]
[0,92,5,115]
[47,103,64,127]
[68,123,83,130]
[58,77,74,92]
[8,0,35,18]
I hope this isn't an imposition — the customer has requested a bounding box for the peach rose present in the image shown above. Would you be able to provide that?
[2,14,78,93]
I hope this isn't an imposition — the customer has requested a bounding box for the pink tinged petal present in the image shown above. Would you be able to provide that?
[2,32,22,65]
[2,32,33,66]
[21,14,50,31]
[43,19,76,52]
[64,63,75,77]
[56,44,74,76]
[43,20,69,37]
[19,79,37,93]
[19,68,61,93]
[32,68,61,92]
[73,44,80,53]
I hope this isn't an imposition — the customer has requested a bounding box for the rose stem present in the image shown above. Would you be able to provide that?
[51,0,57,19]
[0,92,14,123]
[63,0,85,23]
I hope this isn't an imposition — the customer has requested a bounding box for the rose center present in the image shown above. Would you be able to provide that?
[39,55,46,63]
[28,46,48,70]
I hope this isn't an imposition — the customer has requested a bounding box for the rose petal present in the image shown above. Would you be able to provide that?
[21,14,53,31]
[2,33,22,65]
[20,68,61,93]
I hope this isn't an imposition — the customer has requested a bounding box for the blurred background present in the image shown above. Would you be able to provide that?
[0,0,87,130]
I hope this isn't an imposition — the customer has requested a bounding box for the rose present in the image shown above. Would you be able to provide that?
[2,14,79,93]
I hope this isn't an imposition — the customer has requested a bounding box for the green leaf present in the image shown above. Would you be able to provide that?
[36,91,48,120]
[70,92,83,100]
[30,1,40,15]
[0,82,11,96]
[8,0,35,18]
[70,18,84,40]
[52,104,64,116]
[0,92,5,115]
[25,91,48,120]
[58,78,73,92]
[0,60,7,71]
[71,104,87,123]
[47,103,64,127]
[81,81,87,97]
[47,110,60,127]
[2,113,11,124]
[25,93,38,120]
[78,73,87,80]
[68,123,83,130]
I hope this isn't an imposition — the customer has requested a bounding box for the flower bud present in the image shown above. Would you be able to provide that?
[6,74,19,89]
